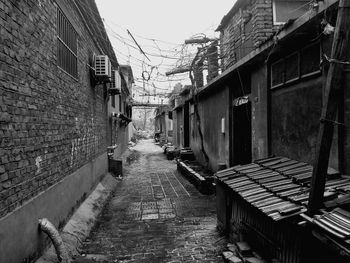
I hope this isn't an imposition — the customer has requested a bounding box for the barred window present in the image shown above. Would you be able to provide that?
[57,7,78,78]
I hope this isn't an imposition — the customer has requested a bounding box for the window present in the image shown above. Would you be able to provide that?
[111,95,115,108]
[57,7,78,78]
[285,52,299,83]
[270,43,321,89]
[273,0,311,25]
[300,42,321,77]
[271,59,285,88]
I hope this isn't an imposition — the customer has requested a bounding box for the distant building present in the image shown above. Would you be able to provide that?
[107,65,134,158]
[0,0,132,262]
[154,105,173,145]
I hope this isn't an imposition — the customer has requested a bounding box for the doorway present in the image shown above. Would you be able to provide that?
[183,102,190,147]
[232,99,252,165]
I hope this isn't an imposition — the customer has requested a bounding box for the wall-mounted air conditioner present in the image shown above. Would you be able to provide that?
[110,70,121,95]
[95,55,111,80]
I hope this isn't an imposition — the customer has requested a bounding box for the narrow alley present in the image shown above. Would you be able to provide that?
[81,139,225,262]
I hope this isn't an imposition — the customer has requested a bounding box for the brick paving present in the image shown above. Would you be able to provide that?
[80,139,226,262]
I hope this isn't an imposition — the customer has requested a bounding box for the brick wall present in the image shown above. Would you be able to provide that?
[219,0,277,70]
[0,0,113,218]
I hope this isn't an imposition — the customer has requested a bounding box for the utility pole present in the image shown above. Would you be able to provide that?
[308,0,350,215]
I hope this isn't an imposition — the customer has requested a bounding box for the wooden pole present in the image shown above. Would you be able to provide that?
[307,0,350,215]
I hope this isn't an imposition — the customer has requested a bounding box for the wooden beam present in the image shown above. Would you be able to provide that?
[165,66,191,76]
[307,0,350,215]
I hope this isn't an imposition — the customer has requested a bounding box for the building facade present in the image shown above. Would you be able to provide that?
[173,0,346,173]
[107,65,134,158]
[154,105,173,145]
[0,0,129,262]
[172,0,350,261]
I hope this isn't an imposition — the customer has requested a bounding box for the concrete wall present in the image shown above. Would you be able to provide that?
[174,108,184,148]
[271,77,323,165]
[251,65,269,160]
[343,71,350,173]
[0,152,107,263]
[192,87,230,171]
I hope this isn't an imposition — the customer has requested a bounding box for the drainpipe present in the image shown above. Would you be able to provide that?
[38,218,71,263]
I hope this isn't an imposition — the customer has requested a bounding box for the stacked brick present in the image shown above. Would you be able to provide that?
[0,0,113,217]
[219,0,277,71]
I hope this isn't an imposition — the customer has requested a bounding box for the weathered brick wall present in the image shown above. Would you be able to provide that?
[0,0,112,218]
[220,0,277,70]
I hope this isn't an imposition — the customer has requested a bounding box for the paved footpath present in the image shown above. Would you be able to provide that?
[80,139,226,263]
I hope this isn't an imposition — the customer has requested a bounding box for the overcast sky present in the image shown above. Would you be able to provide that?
[95,0,236,102]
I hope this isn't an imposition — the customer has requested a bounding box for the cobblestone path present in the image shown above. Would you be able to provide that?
[81,139,226,262]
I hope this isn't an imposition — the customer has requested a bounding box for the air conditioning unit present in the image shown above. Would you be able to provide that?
[95,55,111,80]
[109,70,121,95]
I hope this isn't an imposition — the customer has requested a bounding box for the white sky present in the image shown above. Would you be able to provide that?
[95,0,236,104]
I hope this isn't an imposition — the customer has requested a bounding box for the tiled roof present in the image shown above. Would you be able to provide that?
[215,156,350,221]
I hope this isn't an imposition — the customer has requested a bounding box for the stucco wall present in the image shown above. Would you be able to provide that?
[251,65,269,160]
[271,77,323,165]
[191,87,230,171]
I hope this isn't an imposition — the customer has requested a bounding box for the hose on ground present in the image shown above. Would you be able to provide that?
[38,218,71,263]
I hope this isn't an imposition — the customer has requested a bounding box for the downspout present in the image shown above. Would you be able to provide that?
[38,218,71,263]
[189,48,210,167]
